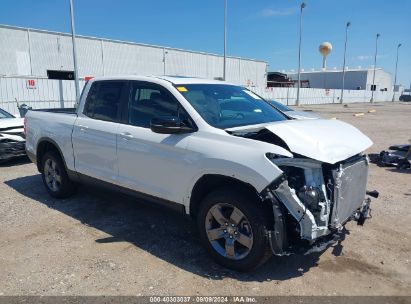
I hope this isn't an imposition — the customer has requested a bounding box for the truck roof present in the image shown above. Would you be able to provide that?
[88,75,233,86]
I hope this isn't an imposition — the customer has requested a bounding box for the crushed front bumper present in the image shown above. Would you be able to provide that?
[269,227,346,256]
[0,140,26,162]
[263,155,375,256]
[267,195,373,256]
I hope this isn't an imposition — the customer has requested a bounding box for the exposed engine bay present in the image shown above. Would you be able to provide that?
[228,125,377,255]
[263,155,375,255]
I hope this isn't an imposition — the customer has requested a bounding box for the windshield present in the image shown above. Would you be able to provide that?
[0,108,14,119]
[176,84,287,129]
[269,100,292,112]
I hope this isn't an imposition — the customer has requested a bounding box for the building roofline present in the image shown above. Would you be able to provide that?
[0,23,266,64]
[285,68,387,74]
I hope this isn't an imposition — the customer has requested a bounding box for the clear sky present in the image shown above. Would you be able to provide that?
[0,0,410,87]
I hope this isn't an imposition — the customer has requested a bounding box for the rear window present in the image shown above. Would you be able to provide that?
[83,81,126,122]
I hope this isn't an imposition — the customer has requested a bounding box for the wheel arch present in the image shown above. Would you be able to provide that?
[189,174,273,221]
[36,138,68,173]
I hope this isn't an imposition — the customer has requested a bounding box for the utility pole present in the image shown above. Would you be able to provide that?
[296,2,306,106]
[370,33,380,103]
[340,21,351,104]
[223,0,227,81]
[163,49,168,75]
[69,0,80,106]
[392,43,402,102]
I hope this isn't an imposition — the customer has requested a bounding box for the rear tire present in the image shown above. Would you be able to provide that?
[41,150,76,198]
[197,188,271,271]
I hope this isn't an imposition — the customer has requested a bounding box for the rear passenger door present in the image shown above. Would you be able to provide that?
[72,80,128,183]
[116,81,195,202]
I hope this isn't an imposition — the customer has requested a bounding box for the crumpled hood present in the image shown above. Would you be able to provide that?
[286,110,321,120]
[264,119,373,164]
[227,119,373,164]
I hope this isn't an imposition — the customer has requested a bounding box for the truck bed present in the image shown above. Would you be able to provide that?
[25,109,78,170]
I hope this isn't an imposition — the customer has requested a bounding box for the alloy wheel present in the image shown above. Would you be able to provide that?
[205,203,253,260]
[44,158,62,192]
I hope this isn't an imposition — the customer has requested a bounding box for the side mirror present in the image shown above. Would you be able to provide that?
[150,116,194,134]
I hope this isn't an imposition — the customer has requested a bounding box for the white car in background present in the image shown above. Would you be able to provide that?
[269,100,321,120]
[0,108,26,163]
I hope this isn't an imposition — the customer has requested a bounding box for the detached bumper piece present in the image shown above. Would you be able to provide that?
[369,143,411,169]
[0,140,26,162]
[352,190,378,226]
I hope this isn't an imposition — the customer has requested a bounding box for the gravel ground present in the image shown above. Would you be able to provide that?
[0,102,410,296]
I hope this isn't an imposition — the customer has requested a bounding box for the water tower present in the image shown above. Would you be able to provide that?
[319,42,333,70]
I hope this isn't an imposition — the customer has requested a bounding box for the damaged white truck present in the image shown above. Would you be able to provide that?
[25,76,377,271]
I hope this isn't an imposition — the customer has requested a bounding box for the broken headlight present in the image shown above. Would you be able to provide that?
[266,152,290,160]
[297,186,322,211]
[279,164,330,228]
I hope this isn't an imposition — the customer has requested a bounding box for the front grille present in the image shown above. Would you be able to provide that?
[330,156,369,228]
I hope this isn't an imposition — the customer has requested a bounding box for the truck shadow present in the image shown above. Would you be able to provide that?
[5,174,346,282]
[0,156,30,167]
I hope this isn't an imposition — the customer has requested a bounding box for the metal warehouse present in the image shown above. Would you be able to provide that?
[0,24,267,87]
[287,68,392,91]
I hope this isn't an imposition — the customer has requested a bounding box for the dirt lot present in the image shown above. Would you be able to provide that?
[0,102,410,296]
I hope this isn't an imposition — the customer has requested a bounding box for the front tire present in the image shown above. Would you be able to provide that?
[197,188,271,271]
[41,150,76,198]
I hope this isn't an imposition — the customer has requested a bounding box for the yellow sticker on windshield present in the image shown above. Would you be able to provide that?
[177,86,188,92]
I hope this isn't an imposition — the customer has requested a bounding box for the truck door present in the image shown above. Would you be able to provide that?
[116,81,196,203]
[72,80,128,183]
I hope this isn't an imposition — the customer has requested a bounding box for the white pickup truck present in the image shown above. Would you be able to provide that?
[25,76,376,271]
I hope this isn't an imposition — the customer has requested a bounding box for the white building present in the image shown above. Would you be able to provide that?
[0,24,267,88]
[287,68,392,91]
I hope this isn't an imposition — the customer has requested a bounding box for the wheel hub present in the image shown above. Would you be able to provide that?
[226,225,236,236]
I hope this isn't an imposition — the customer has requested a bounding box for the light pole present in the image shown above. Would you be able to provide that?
[392,43,402,102]
[69,0,80,106]
[163,49,168,75]
[223,0,227,81]
[340,21,351,104]
[370,33,380,103]
[296,2,306,106]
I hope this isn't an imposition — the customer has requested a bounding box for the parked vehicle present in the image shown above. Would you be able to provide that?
[269,100,321,120]
[25,76,376,271]
[0,107,26,163]
[399,93,411,102]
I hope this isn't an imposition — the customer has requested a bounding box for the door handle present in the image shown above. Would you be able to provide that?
[78,125,88,131]
[120,132,133,140]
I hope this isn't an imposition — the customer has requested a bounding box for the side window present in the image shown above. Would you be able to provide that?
[128,82,192,128]
[83,81,126,122]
